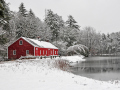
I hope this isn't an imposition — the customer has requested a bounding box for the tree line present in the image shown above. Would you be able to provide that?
[0,1,120,59]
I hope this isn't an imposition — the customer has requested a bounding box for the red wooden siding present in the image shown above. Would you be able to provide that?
[35,47,58,56]
[8,38,34,59]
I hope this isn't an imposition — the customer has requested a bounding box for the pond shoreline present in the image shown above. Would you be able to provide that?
[70,56,120,81]
[89,55,120,57]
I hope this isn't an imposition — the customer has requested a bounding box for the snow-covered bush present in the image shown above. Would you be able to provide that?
[52,40,67,55]
[67,44,89,57]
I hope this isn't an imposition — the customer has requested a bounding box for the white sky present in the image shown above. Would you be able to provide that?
[5,0,120,34]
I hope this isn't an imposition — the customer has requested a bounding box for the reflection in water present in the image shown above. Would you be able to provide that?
[70,56,120,81]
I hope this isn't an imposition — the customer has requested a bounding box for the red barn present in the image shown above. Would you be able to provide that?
[8,37,58,59]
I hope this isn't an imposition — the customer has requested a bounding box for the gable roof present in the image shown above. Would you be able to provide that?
[22,37,58,49]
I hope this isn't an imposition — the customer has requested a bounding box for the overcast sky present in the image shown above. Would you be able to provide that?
[5,0,120,34]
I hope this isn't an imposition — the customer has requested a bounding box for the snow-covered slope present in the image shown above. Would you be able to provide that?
[0,58,120,90]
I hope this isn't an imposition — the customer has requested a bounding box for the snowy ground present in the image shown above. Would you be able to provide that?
[0,56,120,90]
[59,55,85,62]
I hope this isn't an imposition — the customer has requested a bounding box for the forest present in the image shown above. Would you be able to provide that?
[0,0,120,60]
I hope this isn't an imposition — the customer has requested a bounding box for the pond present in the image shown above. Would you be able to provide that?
[70,56,120,81]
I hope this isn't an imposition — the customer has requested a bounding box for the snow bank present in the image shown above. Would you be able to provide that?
[0,59,120,90]
[59,55,85,63]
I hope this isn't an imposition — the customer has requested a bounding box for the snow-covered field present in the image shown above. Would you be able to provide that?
[0,56,120,90]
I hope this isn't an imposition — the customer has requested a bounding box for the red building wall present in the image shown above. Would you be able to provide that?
[35,47,58,56]
[8,38,34,59]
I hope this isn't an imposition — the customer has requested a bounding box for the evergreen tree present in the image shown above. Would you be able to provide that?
[107,33,110,38]
[0,0,10,24]
[16,3,28,38]
[16,10,43,38]
[64,15,80,47]
[28,9,35,17]
[66,15,79,30]
[18,3,27,17]
[0,0,5,18]
[45,9,62,41]
[0,0,11,45]
[64,27,78,47]
[102,33,106,40]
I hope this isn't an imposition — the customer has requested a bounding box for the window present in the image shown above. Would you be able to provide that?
[53,50,54,55]
[51,51,52,54]
[19,40,23,45]
[13,50,16,55]
[40,50,41,55]
[55,51,56,54]
[46,50,47,55]
[43,50,44,55]
[26,50,29,55]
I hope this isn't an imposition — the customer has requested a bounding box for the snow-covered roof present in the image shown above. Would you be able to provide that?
[22,37,58,49]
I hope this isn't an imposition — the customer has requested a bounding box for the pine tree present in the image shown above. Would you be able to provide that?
[0,0,11,45]
[107,33,110,38]
[64,15,80,47]
[28,9,35,17]
[0,0,10,24]
[16,10,43,38]
[0,0,5,18]
[102,33,106,40]
[19,3,27,17]
[45,9,62,41]
[66,15,79,30]
[16,3,28,38]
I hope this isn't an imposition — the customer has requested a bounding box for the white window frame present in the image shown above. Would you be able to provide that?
[55,51,56,54]
[43,50,44,55]
[51,51,52,54]
[57,51,58,54]
[13,50,16,55]
[46,50,47,55]
[44,50,46,55]
[53,50,54,55]
[19,40,23,45]
[26,50,29,55]
[40,50,41,55]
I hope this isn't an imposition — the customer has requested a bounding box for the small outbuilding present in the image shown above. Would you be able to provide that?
[8,37,58,59]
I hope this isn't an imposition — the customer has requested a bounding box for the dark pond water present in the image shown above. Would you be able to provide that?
[70,56,120,81]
